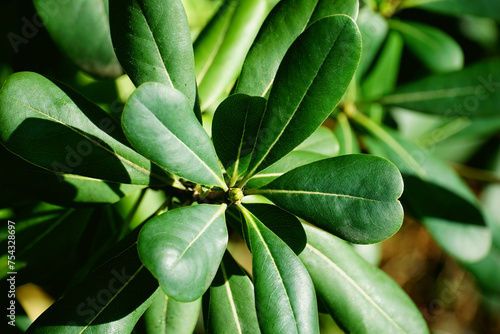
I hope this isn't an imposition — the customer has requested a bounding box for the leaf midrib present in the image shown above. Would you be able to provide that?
[221,261,243,334]
[306,244,409,333]
[381,86,477,104]
[253,189,394,203]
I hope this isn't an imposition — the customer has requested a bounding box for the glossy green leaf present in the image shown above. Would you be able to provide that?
[244,203,307,255]
[243,15,361,180]
[249,154,404,244]
[212,94,266,185]
[143,290,201,334]
[0,72,167,185]
[355,7,389,79]
[239,205,319,334]
[246,151,327,189]
[354,112,491,262]
[409,0,500,21]
[0,146,143,206]
[294,126,339,156]
[204,251,260,334]
[195,0,268,110]
[109,0,197,107]
[390,20,463,73]
[381,60,500,117]
[26,231,159,333]
[122,83,226,189]
[362,31,404,101]
[33,0,122,79]
[138,204,228,302]
[0,206,91,281]
[300,224,430,334]
[334,113,361,155]
[237,0,358,97]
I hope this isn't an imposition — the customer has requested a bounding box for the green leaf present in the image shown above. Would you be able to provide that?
[249,154,404,244]
[294,126,339,156]
[390,20,463,73]
[334,113,361,155]
[204,251,260,334]
[355,7,389,79]
[109,0,197,107]
[143,290,201,334]
[122,83,226,189]
[354,112,491,262]
[361,31,404,101]
[195,0,268,110]
[410,0,500,21]
[138,204,228,302]
[243,15,361,180]
[0,72,166,185]
[239,205,319,334]
[26,231,159,333]
[246,151,327,189]
[33,0,122,79]
[212,94,266,186]
[0,207,91,281]
[380,60,500,117]
[300,224,430,334]
[0,146,143,206]
[237,0,358,97]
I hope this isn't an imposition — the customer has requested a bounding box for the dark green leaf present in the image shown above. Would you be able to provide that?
[300,224,430,334]
[244,203,306,255]
[122,83,226,189]
[0,206,91,281]
[204,251,260,334]
[355,7,389,79]
[361,31,404,101]
[143,290,201,334]
[390,20,463,73]
[26,232,159,333]
[243,15,361,179]
[109,0,197,107]
[354,112,491,262]
[138,204,228,302]
[33,0,122,78]
[0,72,169,185]
[195,0,268,110]
[239,205,319,334]
[249,155,404,244]
[237,0,358,97]
[212,94,266,186]
[411,0,500,21]
[380,60,500,117]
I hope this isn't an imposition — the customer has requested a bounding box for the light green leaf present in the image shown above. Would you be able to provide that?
[195,0,268,110]
[355,7,389,79]
[212,94,266,186]
[138,204,228,302]
[390,20,463,73]
[294,126,339,156]
[361,31,404,101]
[204,251,260,334]
[33,0,122,79]
[354,112,491,262]
[143,290,201,334]
[0,72,167,185]
[109,0,197,107]
[334,113,361,155]
[26,231,159,333]
[380,60,500,117]
[300,224,430,334]
[243,15,361,180]
[248,154,404,244]
[237,0,358,97]
[122,83,226,189]
[239,205,319,334]
[409,0,500,21]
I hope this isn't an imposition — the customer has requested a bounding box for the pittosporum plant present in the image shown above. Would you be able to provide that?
[1,0,499,333]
